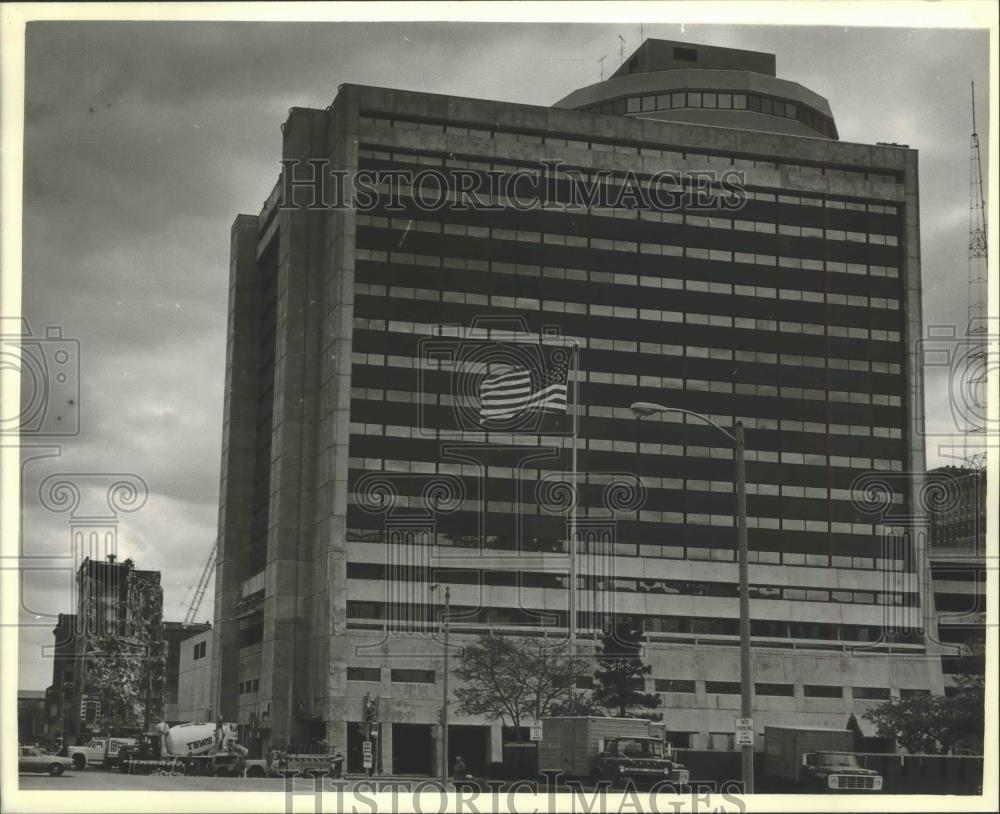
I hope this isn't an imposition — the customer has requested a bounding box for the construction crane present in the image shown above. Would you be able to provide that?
[183,542,217,625]
[965,80,988,470]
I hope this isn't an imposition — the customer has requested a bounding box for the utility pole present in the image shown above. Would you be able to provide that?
[442,586,450,783]
[735,421,754,793]
[431,584,451,782]
[630,403,754,793]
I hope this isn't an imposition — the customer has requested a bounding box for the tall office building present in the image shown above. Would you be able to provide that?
[213,40,941,771]
[927,465,986,693]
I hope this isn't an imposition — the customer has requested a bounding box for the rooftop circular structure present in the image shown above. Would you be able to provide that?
[554,39,838,140]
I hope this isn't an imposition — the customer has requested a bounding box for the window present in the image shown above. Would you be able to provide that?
[755,683,794,697]
[347,667,381,682]
[391,669,435,684]
[804,685,843,698]
[656,679,696,693]
[705,681,741,695]
[673,46,698,62]
[193,641,207,660]
[239,624,263,647]
[709,732,735,751]
[853,687,891,701]
[900,688,930,699]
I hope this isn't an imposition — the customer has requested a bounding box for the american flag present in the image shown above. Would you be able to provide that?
[478,353,571,423]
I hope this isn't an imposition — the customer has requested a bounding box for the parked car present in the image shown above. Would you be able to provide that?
[18,745,74,776]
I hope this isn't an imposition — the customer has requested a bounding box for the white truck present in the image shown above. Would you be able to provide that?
[538,717,689,786]
[764,726,882,792]
[66,736,137,770]
[117,722,248,776]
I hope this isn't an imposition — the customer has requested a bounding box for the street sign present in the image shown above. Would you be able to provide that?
[362,740,373,769]
[735,718,754,747]
[370,722,379,738]
[529,722,543,742]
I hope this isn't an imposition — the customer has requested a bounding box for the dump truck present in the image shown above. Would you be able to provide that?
[65,735,136,770]
[117,721,247,776]
[538,717,689,786]
[244,748,342,778]
[764,726,882,792]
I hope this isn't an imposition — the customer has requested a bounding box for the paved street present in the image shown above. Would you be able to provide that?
[18,772,486,793]
[20,773,297,792]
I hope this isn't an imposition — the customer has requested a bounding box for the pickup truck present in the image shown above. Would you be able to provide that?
[66,736,136,770]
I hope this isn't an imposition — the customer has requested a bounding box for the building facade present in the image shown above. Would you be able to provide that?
[927,465,987,690]
[162,621,212,723]
[170,627,215,725]
[43,612,77,744]
[18,690,47,745]
[213,39,941,771]
[47,556,167,742]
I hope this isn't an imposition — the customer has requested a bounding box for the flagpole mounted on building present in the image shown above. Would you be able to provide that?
[476,332,580,649]
[568,339,579,651]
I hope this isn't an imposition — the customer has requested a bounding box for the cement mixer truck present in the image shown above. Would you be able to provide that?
[118,721,247,776]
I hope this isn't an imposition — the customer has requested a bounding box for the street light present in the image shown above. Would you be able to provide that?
[630,401,754,794]
[429,583,450,784]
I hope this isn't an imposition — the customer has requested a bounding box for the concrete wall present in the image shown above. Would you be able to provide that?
[173,630,213,723]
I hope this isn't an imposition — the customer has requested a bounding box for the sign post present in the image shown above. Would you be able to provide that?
[735,718,754,748]
[362,740,373,770]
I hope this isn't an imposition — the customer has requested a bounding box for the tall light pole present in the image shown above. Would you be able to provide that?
[630,402,754,793]
[430,584,450,783]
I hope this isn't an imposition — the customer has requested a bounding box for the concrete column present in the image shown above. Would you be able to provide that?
[212,214,262,724]
[381,722,393,775]
[489,725,503,766]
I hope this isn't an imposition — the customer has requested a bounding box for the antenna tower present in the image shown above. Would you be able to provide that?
[966,81,988,470]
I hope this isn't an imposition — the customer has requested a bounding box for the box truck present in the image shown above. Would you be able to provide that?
[538,717,689,786]
[764,726,882,792]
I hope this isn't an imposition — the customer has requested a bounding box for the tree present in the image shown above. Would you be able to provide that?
[846,713,864,751]
[453,633,594,740]
[862,688,984,755]
[592,619,660,718]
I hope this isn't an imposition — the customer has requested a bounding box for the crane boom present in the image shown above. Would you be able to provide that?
[184,542,217,625]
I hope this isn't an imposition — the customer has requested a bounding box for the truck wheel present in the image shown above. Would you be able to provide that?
[247,766,267,778]
[72,754,86,771]
[49,763,65,777]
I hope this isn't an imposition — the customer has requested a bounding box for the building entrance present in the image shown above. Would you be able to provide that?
[392,723,433,775]
[448,725,490,776]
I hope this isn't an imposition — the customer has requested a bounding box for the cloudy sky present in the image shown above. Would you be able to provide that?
[14,17,991,690]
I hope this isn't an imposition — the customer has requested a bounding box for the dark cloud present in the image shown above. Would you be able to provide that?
[16,21,990,689]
